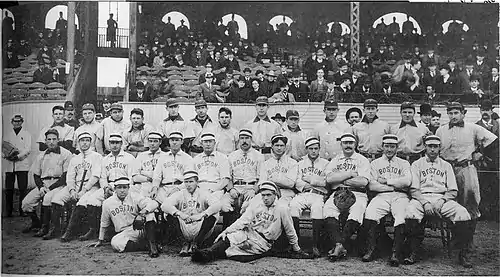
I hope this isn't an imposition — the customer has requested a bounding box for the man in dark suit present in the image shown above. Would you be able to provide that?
[447,57,461,78]
[421,84,444,106]
[199,72,224,103]
[353,78,375,103]
[288,71,309,102]
[485,67,499,95]
[436,64,460,102]
[33,61,54,84]
[256,43,274,64]
[371,45,389,63]
[421,48,440,69]
[459,59,483,94]
[225,51,240,72]
[422,62,440,88]
[130,82,153,102]
[242,67,253,88]
[261,70,280,97]
[277,62,289,85]
[332,61,352,86]
[4,50,20,68]
[475,49,491,83]
[403,76,424,100]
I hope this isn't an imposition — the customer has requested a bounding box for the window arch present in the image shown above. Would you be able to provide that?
[161,11,190,29]
[45,5,80,30]
[441,20,470,34]
[327,21,350,36]
[269,15,293,36]
[221,14,248,40]
[372,12,421,35]
[2,9,15,30]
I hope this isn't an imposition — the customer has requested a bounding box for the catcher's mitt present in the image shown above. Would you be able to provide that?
[333,189,356,211]
[133,214,146,230]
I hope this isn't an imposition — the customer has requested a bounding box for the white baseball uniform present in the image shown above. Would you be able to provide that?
[255,154,299,205]
[215,124,239,155]
[73,121,103,153]
[152,150,194,204]
[132,150,167,198]
[100,117,131,152]
[310,119,350,161]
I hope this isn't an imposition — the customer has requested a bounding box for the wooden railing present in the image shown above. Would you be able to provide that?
[97,27,129,48]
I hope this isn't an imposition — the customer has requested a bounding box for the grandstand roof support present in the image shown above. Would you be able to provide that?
[127,2,138,102]
[66,1,76,91]
[350,2,360,64]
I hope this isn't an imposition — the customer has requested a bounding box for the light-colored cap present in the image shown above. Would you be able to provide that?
[305,137,320,148]
[200,133,216,141]
[382,134,398,144]
[108,133,123,142]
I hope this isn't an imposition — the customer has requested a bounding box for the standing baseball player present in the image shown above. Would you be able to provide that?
[310,99,350,161]
[435,102,497,266]
[190,100,218,157]
[191,181,309,264]
[245,96,282,159]
[390,102,431,164]
[89,177,160,258]
[282,110,308,162]
[81,133,135,241]
[59,132,103,242]
[405,135,474,267]
[289,137,329,257]
[100,103,131,155]
[3,114,31,217]
[157,98,195,153]
[214,107,239,156]
[21,129,72,237]
[323,133,370,262]
[132,132,166,198]
[122,108,155,158]
[361,134,412,266]
[351,99,391,162]
[161,171,222,256]
[73,103,104,155]
[225,129,265,227]
[37,105,75,152]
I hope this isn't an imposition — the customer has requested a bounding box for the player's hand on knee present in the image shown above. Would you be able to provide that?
[189,214,203,222]
[432,199,445,216]
[178,212,190,221]
[423,202,435,217]
[39,187,48,196]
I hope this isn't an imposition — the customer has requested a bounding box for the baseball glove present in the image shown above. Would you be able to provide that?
[133,214,146,230]
[333,189,356,211]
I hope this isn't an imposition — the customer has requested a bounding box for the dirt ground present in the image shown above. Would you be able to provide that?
[2,217,499,276]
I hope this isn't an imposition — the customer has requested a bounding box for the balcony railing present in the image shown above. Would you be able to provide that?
[97,27,129,48]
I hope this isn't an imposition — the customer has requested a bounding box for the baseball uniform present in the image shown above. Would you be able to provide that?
[193,151,231,209]
[152,150,194,204]
[100,117,131,152]
[132,150,167,198]
[157,115,195,143]
[390,121,430,163]
[99,192,158,252]
[215,124,239,156]
[351,117,391,159]
[73,121,103,153]
[190,116,218,154]
[245,116,282,154]
[283,126,308,161]
[37,124,75,151]
[310,119,350,161]
[122,124,155,153]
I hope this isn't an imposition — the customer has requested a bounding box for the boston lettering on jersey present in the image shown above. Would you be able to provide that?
[232,156,258,168]
[142,158,159,170]
[182,199,201,211]
[378,166,402,176]
[255,211,276,224]
[74,160,92,172]
[266,165,289,176]
[421,167,445,178]
[301,167,323,176]
[195,160,218,170]
[110,204,134,217]
[162,160,187,171]
[105,161,128,171]
[336,161,357,172]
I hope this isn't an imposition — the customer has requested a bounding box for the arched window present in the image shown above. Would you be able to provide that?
[221,14,248,40]
[327,21,351,36]
[441,20,470,34]
[161,11,190,29]
[97,2,130,29]
[269,15,293,36]
[45,5,80,30]
[2,9,15,30]
[372,12,421,35]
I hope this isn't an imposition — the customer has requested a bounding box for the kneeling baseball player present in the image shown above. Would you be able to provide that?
[89,177,160,258]
[161,171,221,256]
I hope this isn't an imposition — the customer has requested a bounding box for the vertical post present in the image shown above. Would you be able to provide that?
[84,1,90,54]
[66,2,76,89]
[350,2,360,64]
[126,2,137,102]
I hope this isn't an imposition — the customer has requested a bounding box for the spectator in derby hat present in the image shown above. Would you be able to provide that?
[269,81,296,103]
[242,67,253,88]
[130,81,153,102]
[199,72,224,103]
[256,43,274,64]
[33,60,54,84]
[226,75,252,103]
[346,107,363,126]
[418,103,433,127]
[271,113,286,127]
[288,71,309,101]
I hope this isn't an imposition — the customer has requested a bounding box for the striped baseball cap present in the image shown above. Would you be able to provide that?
[258,181,279,194]
[305,137,320,148]
[109,133,123,142]
[78,132,92,141]
[201,133,216,141]
[148,132,162,140]
[239,128,253,138]
[114,177,130,187]
[424,135,441,145]
[183,170,199,180]
[271,134,288,145]
[169,131,184,139]
[338,133,356,143]
[382,134,398,144]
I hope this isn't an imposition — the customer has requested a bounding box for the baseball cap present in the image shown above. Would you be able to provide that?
[130,108,144,117]
[114,177,130,187]
[95,113,103,120]
[258,181,279,194]
[255,96,269,105]
[286,110,299,119]
[200,133,216,141]
[338,133,356,143]
[109,103,123,111]
[431,110,441,118]
[271,134,288,145]
[424,135,441,145]
[400,101,415,111]
[183,170,199,180]
[82,103,95,111]
[382,134,398,144]
[169,131,184,140]
[78,132,92,141]
[239,129,253,138]
[45,128,59,138]
[446,102,464,111]
[12,114,24,122]
[148,132,162,140]
[238,75,246,82]
[64,101,75,111]
[108,133,123,142]
[305,137,320,148]
[480,99,493,111]
[194,99,208,108]
[324,99,338,109]
[364,98,378,108]
[165,98,179,107]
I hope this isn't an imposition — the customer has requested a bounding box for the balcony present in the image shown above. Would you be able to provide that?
[97,27,129,48]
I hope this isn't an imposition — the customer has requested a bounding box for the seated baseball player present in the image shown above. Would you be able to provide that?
[361,134,412,266]
[404,135,474,268]
[192,132,232,212]
[323,133,370,262]
[289,137,329,258]
[132,132,167,198]
[59,132,103,242]
[161,171,221,256]
[224,128,265,228]
[191,181,309,264]
[81,133,135,241]
[21,129,72,238]
[89,177,160,258]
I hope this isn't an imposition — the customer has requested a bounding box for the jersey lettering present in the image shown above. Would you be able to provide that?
[301,167,323,176]
[105,161,128,171]
[232,156,257,168]
[421,167,445,178]
[378,166,402,176]
[110,204,134,217]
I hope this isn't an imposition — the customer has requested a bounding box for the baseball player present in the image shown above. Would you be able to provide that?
[122,108,155,158]
[351,99,391,162]
[191,181,309,264]
[289,137,329,257]
[405,135,474,267]
[190,100,218,157]
[37,105,75,152]
[310,99,350,161]
[244,96,282,159]
[157,98,195,152]
[89,177,160,258]
[73,103,104,155]
[132,132,167,198]
[3,114,31,218]
[21,129,72,238]
[81,133,135,241]
[323,133,370,262]
[361,134,412,266]
[161,171,222,256]
[224,129,265,227]
[214,107,239,155]
[59,132,103,242]
[282,110,308,162]
[100,103,131,155]
[435,102,497,267]
[389,102,431,164]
